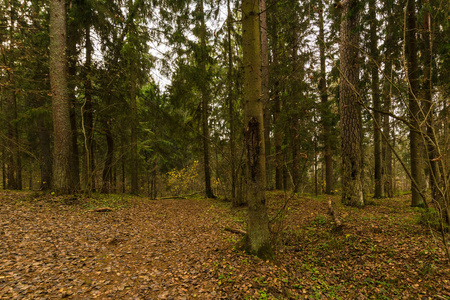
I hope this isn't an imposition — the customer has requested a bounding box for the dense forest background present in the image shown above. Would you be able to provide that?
[1,0,450,297]
[0,0,449,223]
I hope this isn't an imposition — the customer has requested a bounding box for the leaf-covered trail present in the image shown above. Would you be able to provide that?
[1,191,450,299]
[0,194,241,299]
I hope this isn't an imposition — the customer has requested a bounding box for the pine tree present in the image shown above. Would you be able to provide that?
[49,0,73,194]
[339,0,364,207]
[240,0,272,259]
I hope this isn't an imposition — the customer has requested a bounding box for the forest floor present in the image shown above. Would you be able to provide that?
[0,190,449,300]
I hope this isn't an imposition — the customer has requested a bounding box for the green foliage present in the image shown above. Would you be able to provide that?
[416,207,450,232]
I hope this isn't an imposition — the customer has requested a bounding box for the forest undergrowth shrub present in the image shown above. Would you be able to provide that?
[166,161,201,196]
[417,207,450,232]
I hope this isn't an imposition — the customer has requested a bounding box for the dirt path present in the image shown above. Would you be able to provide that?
[0,196,240,299]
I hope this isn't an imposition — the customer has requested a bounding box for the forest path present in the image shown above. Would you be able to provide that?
[0,194,243,299]
[1,191,449,299]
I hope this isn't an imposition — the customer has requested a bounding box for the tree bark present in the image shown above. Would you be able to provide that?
[339,0,364,207]
[421,4,439,201]
[270,5,283,191]
[84,24,95,191]
[198,0,215,199]
[227,0,237,203]
[319,0,333,195]
[102,120,114,193]
[50,0,73,194]
[130,61,138,194]
[5,92,18,190]
[406,0,426,207]
[382,0,394,198]
[370,0,383,198]
[291,12,300,193]
[240,0,272,259]
[66,6,80,192]
[260,0,272,190]
[37,118,53,190]
[30,3,52,190]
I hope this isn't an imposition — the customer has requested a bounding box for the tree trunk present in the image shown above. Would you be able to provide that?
[226,0,237,202]
[319,0,333,195]
[421,5,439,200]
[50,0,73,194]
[260,0,272,190]
[240,0,272,259]
[269,4,283,191]
[37,118,53,190]
[370,0,383,198]
[121,138,126,193]
[84,24,95,191]
[421,4,447,222]
[31,4,52,190]
[291,11,300,193]
[382,0,394,198]
[4,8,19,190]
[382,62,394,198]
[67,10,80,192]
[406,0,426,207]
[5,90,18,190]
[102,120,114,193]
[198,0,215,199]
[130,61,138,194]
[339,0,364,207]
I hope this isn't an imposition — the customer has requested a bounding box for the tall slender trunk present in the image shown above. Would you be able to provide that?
[319,0,333,194]
[260,0,271,190]
[50,0,72,194]
[282,134,288,190]
[291,15,300,193]
[67,14,80,191]
[270,6,283,190]
[6,91,18,190]
[102,120,114,193]
[198,0,215,198]
[422,5,439,199]
[339,0,364,207]
[37,118,52,190]
[31,3,52,190]
[130,61,138,194]
[382,59,394,198]
[84,24,95,191]
[4,8,18,190]
[121,138,126,193]
[382,0,394,198]
[370,0,383,198]
[422,4,447,222]
[406,0,426,207]
[240,0,272,259]
[227,0,237,202]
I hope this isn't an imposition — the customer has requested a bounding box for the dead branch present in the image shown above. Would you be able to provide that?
[91,207,114,212]
[224,226,246,235]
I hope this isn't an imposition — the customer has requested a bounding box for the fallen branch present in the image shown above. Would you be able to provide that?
[224,226,246,235]
[328,199,343,231]
[91,207,114,212]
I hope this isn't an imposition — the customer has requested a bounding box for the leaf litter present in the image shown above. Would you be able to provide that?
[0,191,449,299]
